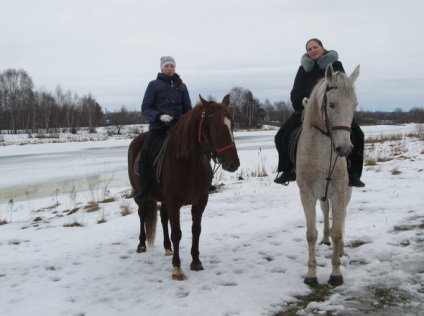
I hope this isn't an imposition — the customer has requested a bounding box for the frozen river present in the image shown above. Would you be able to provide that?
[0,124,416,203]
[0,133,276,202]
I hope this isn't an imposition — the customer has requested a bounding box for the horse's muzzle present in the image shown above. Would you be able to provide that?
[223,159,240,173]
[334,144,353,157]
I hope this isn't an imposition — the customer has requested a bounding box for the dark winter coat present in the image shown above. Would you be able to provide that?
[141,72,192,130]
[290,50,344,113]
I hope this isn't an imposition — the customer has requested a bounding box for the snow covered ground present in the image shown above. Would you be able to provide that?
[1,124,423,316]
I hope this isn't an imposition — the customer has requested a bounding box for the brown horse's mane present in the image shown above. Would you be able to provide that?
[168,100,230,159]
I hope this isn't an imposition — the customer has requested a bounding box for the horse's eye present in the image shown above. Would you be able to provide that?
[328,103,335,109]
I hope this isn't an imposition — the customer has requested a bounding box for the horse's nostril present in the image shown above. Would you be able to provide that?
[226,162,237,172]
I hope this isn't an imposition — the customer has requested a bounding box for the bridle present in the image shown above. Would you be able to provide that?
[313,84,352,202]
[313,84,352,138]
[198,110,236,172]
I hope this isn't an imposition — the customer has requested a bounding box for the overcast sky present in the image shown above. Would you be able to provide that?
[1,0,423,113]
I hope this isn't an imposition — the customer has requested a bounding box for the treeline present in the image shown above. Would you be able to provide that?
[2,68,424,134]
[0,68,107,134]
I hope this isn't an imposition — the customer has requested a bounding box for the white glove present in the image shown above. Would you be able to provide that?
[160,114,173,123]
[302,97,309,107]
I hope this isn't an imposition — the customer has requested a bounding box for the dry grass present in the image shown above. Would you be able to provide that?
[248,149,269,177]
[391,167,401,175]
[366,133,404,144]
[97,215,107,224]
[66,207,80,215]
[273,284,333,316]
[100,197,116,203]
[364,132,414,169]
[347,239,372,248]
[63,221,84,227]
[120,203,132,216]
[364,158,377,166]
[84,202,101,213]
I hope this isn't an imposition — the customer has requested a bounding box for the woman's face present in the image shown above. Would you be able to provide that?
[306,40,325,61]
[161,64,176,76]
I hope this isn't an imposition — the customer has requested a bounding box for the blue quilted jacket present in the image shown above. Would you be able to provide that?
[141,72,192,130]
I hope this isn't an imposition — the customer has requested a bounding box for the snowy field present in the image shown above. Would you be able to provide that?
[1,124,423,316]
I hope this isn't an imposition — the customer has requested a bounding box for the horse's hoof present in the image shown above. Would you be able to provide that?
[136,245,146,253]
[304,277,319,286]
[172,267,188,281]
[190,262,204,271]
[328,275,343,286]
[172,274,188,281]
[319,241,331,246]
[164,249,173,256]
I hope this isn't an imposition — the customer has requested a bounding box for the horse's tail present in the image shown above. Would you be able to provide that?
[128,132,148,195]
[145,201,158,247]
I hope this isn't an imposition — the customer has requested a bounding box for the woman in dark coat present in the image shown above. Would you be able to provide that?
[274,38,365,187]
[134,56,192,203]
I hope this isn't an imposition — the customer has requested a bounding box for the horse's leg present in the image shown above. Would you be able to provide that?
[339,188,352,257]
[136,202,147,253]
[159,203,173,256]
[190,198,208,271]
[328,200,347,286]
[319,200,331,245]
[168,205,187,280]
[301,196,319,286]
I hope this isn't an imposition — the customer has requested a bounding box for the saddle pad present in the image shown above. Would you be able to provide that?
[288,125,302,167]
[133,133,170,182]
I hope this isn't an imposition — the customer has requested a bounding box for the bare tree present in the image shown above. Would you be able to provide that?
[262,98,273,121]
[80,94,102,131]
[109,105,129,134]
[36,89,56,131]
[0,69,34,133]
[229,86,247,124]
[62,90,77,129]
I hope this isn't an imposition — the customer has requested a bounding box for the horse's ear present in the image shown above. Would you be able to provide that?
[199,94,207,105]
[349,65,360,83]
[221,94,230,107]
[325,64,335,81]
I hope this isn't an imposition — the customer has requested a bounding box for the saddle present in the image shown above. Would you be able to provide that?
[134,133,170,183]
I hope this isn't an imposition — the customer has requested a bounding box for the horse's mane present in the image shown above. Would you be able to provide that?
[303,72,357,124]
[168,100,229,159]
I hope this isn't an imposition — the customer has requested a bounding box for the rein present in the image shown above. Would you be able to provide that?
[314,84,351,202]
[198,111,236,174]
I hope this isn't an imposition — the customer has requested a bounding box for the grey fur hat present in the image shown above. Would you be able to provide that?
[301,50,339,72]
[160,56,176,69]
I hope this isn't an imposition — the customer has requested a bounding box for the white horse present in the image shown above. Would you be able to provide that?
[296,64,360,286]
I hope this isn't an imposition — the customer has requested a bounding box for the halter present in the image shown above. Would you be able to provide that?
[314,84,352,202]
[198,111,236,169]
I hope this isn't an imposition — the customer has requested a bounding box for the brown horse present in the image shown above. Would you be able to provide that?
[128,95,240,280]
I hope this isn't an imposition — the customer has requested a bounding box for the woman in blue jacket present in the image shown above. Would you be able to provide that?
[134,56,192,203]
